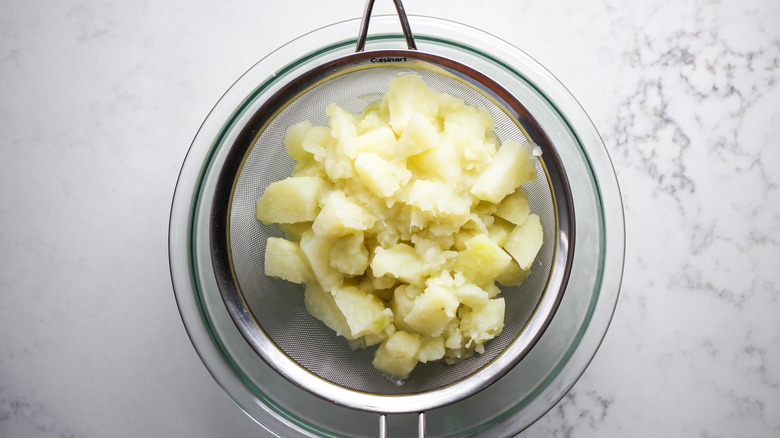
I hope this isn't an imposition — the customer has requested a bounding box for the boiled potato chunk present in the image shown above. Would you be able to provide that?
[354,152,402,198]
[454,234,512,286]
[495,259,531,286]
[372,330,423,379]
[257,74,545,379]
[494,187,531,226]
[299,230,343,291]
[370,243,426,285]
[470,139,536,204]
[418,336,446,363]
[459,298,505,353]
[284,120,314,161]
[264,237,311,284]
[390,284,421,333]
[256,176,329,224]
[304,282,351,339]
[397,112,439,157]
[312,191,375,237]
[330,233,370,276]
[332,285,393,338]
[404,283,460,337]
[384,74,438,135]
[503,214,544,270]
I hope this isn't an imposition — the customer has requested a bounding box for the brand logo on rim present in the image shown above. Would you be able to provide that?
[370,56,408,63]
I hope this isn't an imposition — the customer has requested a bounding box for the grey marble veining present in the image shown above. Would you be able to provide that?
[1,0,778,437]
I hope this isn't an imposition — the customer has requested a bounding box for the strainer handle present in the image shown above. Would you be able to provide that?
[356,0,417,52]
[379,413,425,437]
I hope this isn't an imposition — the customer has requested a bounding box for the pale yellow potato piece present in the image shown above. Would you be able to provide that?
[291,157,327,178]
[372,330,423,379]
[459,297,505,352]
[264,237,312,284]
[417,336,446,363]
[453,283,490,309]
[487,216,515,247]
[346,126,396,160]
[494,187,531,226]
[330,233,370,277]
[354,152,402,198]
[332,285,393,339]
[454,234,512,286]
[304,282,351,339]
[503,214,544,270]
[301,125,331,162]
[284,120,314,161]
[384,74,438,135]
[276,221,312,242]
[397,112,439,157]
[256,176,329,224]
[495,259,531,286]
[389,284,421,333]
[406,129,462,183]
[470,139,536,204]
[299,230,343,292]
[370,243,426,285]
[312,191,375,237]
[404,283,460,337]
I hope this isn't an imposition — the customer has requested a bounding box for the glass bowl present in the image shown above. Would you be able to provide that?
[169,14,625,438]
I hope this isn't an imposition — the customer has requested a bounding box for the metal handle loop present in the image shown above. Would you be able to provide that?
[379,413,426,438]
[356,0,417,52]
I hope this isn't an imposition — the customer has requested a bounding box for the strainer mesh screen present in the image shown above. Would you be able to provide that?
[228,67,556,395]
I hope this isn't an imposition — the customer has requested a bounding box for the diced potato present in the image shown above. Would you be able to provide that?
[361,324,396,347]
[346,126,397,160]
[304,282,351,339]
[332,285,393,338]
[264,237,312,284]
[384,74,438,135]
[276,222,312,242]
[327,103,357,145]
[354,152,402,198]
[459,298,505,352]
[494,187,531,226]
[291,157,327,178]
[370,243,425,285]
[454,234,512,286]
[487,216,515,247]
[372,330,423,379]
[503,214,544,270]
[404,283,460,337]
[256,176,329,224]
[406,130,462,183]
[301,125,331,162]
[389,284,422,333]
[453,283,489,309]
[299,230,343,291]
[397,112,439,157]
[418,336,446,363]
[330,233,369,276]
[495,259,531,286]
[312,191,375,237]
[442,104,494,140]
[284,120,314,161]
[470,139,536,204]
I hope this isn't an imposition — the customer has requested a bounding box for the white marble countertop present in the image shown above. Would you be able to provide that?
[1,0,778,436]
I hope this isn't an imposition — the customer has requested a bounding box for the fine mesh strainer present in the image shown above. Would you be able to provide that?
[210,0,575,435]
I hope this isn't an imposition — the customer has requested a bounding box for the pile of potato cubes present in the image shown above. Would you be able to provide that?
[256,74,543,379]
